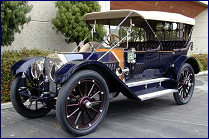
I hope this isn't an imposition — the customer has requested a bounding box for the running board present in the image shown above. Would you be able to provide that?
[138,89,178,101]
[126,77,170,87]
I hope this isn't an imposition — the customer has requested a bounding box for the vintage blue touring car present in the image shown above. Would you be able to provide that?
[10,10,199,135]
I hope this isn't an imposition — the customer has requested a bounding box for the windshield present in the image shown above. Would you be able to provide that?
[108,25,147,43]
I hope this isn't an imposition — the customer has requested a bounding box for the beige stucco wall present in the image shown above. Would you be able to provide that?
[1,1,110,52]
[1,1,76,52]
[191,8,208,54]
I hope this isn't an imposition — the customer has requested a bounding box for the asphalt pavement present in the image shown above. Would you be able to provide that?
[1,75,208,138]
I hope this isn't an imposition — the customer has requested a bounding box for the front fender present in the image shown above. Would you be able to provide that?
[11,57,45,76]
[55,60,139,99]
[55,60,116,84]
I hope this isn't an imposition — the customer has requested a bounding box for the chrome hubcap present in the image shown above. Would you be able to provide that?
[85,101,92,108]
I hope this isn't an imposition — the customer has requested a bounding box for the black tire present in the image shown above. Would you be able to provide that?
[56,70,109,136]
[173,63,195,105]
[10,74,51,119]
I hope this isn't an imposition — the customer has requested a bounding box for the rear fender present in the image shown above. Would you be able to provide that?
[55,61,138,99]
[185,56,200,74]
[173,56,200,81]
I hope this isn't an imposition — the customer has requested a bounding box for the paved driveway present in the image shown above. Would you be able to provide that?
[1,75,208,138]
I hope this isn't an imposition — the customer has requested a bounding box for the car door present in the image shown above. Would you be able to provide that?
[145,51,159,69]
[134,51,146,76]
[159,51,173,72]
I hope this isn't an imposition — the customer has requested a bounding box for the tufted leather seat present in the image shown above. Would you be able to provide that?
[161,41,186,51]
[121,41,187,51]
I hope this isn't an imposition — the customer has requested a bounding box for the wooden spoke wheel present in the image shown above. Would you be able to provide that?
[174,63,195,104]
[66,79,104,129]
[56,70,109,136]
[10,74,51,119]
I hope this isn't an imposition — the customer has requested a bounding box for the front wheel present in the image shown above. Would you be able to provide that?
[56,70,109,136]
[10,74,51,119]
[173,63,195,105]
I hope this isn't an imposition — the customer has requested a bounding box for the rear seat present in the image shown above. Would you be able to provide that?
[121,41,186,51]
[161,41,186,51]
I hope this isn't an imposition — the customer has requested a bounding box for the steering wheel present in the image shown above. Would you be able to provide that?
[109,34,126,48]
[109,34,120,46]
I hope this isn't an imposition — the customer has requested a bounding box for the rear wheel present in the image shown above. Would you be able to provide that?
[173,63,195,105]
[56,70,109,136]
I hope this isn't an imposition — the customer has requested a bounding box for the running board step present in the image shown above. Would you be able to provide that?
[138,89,178,101]
[126,77,171,87]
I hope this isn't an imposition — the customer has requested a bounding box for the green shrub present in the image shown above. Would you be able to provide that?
[1,1,32,46]
[1,48,50,103]
[192,54,208,71]
[52,1,106,46]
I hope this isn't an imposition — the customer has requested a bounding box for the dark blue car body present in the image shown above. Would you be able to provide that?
[11,41,199,101]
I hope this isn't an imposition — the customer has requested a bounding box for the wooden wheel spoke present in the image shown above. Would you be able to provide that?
[185,70,188,78]
[85,81,88,96]
[185,88,188,96]
[88,84,95,96]
[91,100,102,104]
[185,87,190,91]
[76,86,83,97]
[183,70,188,77]
[179,88,184,99]
[74,111,82,125]
[67,108,79,118]
[82,111,85,125]
[86,109,92,121]
[186,70,191,79]
[90,91,100,99]
[181,90,184,99]
[70,94,80,101]
[178,85,183,90]
[90,107,99,113]
[178,88,183,95]
[67,103,79,107]
[183,87,188,97]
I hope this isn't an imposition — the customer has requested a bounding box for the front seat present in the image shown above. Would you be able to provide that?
[79,41,101,52]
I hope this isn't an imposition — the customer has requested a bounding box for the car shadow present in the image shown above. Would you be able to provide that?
[45,94,176,119]
[15,94,197,138]
[39,94,177,137]
[107,94,176,116]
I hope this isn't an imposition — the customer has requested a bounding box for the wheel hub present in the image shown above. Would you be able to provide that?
[85,101,92,108]
[79,97,92,109]
[187,83,192,87]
